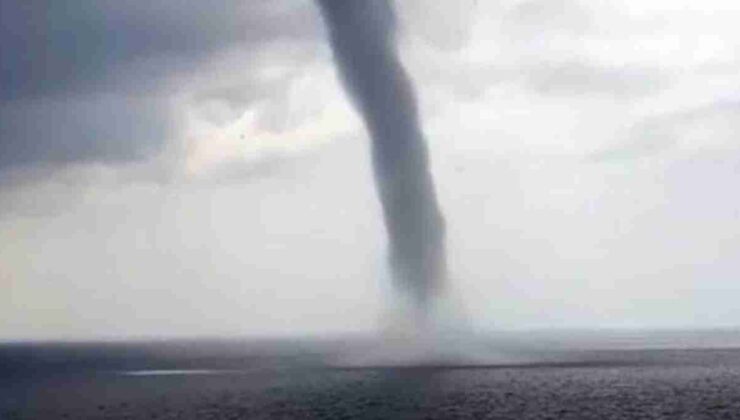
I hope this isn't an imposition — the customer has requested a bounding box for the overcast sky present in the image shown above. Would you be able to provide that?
[2,0,740,341]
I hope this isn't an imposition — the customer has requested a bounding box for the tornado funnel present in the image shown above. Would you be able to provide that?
[317,0,447,316]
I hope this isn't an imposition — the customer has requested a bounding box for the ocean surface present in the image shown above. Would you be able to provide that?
[3,329,740,419]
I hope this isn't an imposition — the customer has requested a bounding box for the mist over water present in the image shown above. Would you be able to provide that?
[316,0,448,335]
[4,0,739,352]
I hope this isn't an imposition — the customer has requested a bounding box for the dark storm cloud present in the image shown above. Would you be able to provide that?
[0,0,316,100]
[0,95,170,170]
[0,0,318,173]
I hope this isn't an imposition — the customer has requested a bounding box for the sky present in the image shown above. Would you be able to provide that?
[2,0,740,341]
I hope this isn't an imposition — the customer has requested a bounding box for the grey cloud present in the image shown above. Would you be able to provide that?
[404,0,670,103]
[411,59,669,105]
[191,57,309,128]
[503,0,593,38]
[0,0,320,174]
[0,176,93,219]
[1,0,318,100]
[591,101,740,162]
[187,137,344,186]
[398,0,477,50]
[195,80,290,123]
[589,127,677,163]
[0,94,171,170]
[526,62,669,98]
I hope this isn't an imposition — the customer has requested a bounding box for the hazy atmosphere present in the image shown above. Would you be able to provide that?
[3,0,740,341]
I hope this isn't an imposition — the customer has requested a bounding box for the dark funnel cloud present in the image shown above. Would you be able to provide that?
[316,0,447,310]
